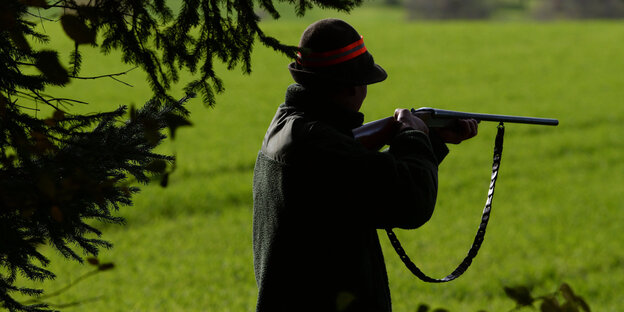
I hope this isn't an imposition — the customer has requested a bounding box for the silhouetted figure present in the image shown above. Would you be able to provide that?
[252,18,478,312]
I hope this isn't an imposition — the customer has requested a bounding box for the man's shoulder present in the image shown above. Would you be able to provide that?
[261,105,313,163]
[272,103,348,140]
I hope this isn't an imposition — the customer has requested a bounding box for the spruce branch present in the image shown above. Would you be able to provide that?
[68,66,137,87]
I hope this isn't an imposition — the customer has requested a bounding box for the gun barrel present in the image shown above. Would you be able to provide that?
[414,108,559,126]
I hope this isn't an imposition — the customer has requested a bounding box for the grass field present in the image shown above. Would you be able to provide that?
[14,6,624,312]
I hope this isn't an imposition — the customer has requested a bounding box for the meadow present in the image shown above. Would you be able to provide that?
[15,6,624,312]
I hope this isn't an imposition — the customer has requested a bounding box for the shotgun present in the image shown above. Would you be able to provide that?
[353,107,558,283]
[353,107,559,150]
[413,107,559,127]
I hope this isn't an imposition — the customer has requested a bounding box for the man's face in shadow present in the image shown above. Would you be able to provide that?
[340,85,367,112]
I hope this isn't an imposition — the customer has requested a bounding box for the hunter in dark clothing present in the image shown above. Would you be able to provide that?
[252,19,477,312]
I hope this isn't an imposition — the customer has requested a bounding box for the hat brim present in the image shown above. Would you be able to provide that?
[288,62,387,87]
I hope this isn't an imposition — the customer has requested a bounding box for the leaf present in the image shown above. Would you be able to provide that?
[159,173,169,188]
[561,301,580,312]
[140,115,161,146]
[120,186,131,197]
[46,109,66,126]
[35,50,69,85]
[60,14,96,45]
[540,296,560,312]
[31,130,56,153]
[69,45,82,75]
[19,0,49,8]
[164,112,192,139]
[416,304,429,312]
[575,297,591,312]
[44,118,56,127]
[9,30,30,51]
[504,286,534,307]
[98,263,115,271]
[129,104,137,121]
[145,159,167,173]
[560,283,591,312]
[53,109,65,121]
[559,283,576,302]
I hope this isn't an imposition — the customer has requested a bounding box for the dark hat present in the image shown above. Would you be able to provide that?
[288,18,388,87]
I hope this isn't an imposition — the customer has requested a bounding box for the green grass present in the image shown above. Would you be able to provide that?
[13,6,624,312]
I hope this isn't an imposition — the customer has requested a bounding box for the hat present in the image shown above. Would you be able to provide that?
[288,18,388,87]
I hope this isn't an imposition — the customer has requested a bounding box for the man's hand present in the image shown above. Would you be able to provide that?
[394,108,429,135]
[436,119,479,144]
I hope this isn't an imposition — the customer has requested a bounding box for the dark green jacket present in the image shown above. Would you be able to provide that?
[253,84,448,312]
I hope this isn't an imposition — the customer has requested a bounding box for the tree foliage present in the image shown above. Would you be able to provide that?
[0,0,361,311]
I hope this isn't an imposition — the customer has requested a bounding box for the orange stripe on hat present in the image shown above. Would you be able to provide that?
[297,36,367,67]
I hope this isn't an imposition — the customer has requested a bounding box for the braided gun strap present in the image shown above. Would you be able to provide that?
[386,122,505,283]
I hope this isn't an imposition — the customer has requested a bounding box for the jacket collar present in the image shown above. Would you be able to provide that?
[284,84,364,132]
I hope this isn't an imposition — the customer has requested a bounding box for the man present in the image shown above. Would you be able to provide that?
[252,18,477,312]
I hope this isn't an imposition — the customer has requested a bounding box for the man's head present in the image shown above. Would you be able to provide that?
[288,18,387,88]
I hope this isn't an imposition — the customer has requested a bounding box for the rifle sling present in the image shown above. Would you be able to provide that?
[386,122,505,283]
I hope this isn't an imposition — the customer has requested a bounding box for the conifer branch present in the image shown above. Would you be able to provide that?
[68,66,137,87]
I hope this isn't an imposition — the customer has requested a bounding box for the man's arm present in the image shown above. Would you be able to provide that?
[354,108,479,150]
